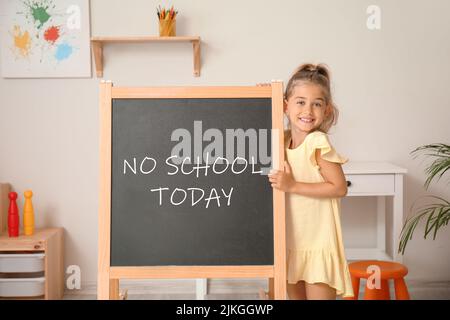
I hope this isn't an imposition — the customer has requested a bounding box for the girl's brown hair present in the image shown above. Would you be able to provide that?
[285,63,339,133]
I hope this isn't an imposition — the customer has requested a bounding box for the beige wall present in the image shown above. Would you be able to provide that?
[1,0,449,285]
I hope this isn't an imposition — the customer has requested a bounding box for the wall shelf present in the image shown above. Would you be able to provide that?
[91,36,201,77]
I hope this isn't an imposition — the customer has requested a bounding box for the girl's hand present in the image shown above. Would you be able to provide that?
[268,161,296,192]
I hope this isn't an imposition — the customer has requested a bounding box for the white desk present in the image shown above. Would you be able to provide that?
[343,161,407,262]
[196,161,407,298]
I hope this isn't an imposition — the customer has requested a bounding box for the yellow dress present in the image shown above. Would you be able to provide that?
[285,130,354,298]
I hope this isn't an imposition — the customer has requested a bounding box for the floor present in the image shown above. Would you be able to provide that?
[62,279,450,300]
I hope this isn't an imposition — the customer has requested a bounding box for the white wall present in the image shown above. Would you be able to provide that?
[1,0,449,285]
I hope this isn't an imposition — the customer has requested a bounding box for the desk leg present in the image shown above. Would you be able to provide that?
[393,174,404,262]
[196,279,207,300]
[376,196,386,258]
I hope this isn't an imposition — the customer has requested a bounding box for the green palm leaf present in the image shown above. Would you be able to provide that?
[411,144,450,189]
[399,196,450,255]
[399,144,450,254]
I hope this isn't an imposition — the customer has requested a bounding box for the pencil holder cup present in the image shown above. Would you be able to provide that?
[159,19,176,36]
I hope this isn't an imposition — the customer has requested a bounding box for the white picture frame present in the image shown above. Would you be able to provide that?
[0,0,91,78]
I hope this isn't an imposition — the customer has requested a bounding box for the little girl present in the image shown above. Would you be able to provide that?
[268,63,354,300]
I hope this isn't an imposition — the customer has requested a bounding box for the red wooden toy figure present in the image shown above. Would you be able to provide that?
[8,192,19,237]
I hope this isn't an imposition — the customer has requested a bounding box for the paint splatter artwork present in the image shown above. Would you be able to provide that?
[0,0,91,78]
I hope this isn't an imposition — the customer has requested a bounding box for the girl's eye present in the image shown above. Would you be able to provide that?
[297,100,305,105]
[314,103,322,107]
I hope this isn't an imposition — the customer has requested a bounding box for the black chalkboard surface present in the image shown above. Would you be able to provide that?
[110,98,274,266]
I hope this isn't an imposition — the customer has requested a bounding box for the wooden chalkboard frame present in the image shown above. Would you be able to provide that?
[98,81,286,299]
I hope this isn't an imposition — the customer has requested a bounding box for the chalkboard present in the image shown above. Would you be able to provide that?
[110,98,274,266]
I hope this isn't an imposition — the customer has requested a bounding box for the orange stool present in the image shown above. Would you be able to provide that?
[347,260,410,300]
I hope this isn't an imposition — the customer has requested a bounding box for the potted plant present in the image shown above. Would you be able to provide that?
[399,144,450,254]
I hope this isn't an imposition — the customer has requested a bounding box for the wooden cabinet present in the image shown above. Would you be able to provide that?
[0,228,64,299]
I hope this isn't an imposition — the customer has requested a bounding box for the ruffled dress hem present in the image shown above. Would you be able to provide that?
[287,249,354,298]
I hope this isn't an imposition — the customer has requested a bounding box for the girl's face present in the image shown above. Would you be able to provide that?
[284,82,330,134]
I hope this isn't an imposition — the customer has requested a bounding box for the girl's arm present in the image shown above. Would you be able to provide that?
[268,149,348,198]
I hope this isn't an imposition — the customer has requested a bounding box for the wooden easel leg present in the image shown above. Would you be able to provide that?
[97,271,110,300]
[109,279,120,300]
[273,277,286,300]
[268,278,274,300]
